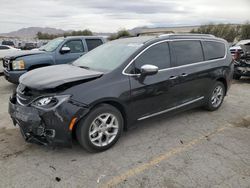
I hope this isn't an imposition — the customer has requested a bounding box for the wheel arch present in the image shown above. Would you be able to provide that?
[72,99,128,137]
[216,77,228,94]
[102,100,128,130]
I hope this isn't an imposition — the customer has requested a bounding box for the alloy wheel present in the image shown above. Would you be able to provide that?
[211,85,224,108]
[88,113,119,147]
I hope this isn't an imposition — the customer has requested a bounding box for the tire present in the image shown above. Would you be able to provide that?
[204,82,225,111]
[76,104,124,152]
[233,74,241,80]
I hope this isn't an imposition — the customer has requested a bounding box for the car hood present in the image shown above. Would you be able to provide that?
[0,49,20,58]
[4,50,45,59]
[20,64,103,90]
[230,46,242,50]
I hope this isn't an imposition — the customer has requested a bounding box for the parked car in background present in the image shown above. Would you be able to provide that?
[0,45,20,74]
[9,34,233,152]
[1,40,15,47]
[21,42,37,50]
[232,42,250,80]
[230,39,250,56]
[3,36,106,83]
[0,45,20,54]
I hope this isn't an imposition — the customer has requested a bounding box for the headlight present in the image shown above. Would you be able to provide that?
[34,97,55,107]
[32,95,70,109]
[12,60,25,70]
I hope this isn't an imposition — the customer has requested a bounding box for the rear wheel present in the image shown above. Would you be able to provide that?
[76,104,123,152]
[205,82,225,111]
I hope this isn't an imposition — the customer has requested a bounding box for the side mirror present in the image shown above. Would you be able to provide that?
[140,64,159,76]
[60,46,71,54]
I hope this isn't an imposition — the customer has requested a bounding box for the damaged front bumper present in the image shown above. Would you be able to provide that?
[9,95,89,147]
[234,60,250,77]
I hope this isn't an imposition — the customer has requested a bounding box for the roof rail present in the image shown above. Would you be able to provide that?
[158,33,215,38]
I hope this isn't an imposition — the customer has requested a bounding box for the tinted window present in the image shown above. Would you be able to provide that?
[86,39,103,51]
[2,41,14,46]
[63,40,84,53]
[172,41,203,66]
[134,42,171,72]
[0,46,9,50]
[203,41,225,60]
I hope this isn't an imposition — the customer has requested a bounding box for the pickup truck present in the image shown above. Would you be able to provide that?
[3,36,106,83]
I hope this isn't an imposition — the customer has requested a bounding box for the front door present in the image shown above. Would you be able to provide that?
[127,42,181,120]
[56,39,86,64]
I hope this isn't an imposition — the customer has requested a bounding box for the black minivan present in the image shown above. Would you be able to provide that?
[9,34,233,152]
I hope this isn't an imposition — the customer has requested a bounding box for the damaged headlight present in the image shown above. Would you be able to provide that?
[32,95,70,109]
[12,60,25,70]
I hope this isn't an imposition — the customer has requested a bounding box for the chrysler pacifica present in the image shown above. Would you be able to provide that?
[9,34,233,152]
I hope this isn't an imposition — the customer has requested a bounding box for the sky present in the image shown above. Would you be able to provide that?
[0,0,249,33]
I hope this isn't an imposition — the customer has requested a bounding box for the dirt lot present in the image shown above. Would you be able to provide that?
[0,76,250,188]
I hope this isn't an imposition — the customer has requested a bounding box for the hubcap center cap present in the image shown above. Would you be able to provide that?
[100,126,106,132]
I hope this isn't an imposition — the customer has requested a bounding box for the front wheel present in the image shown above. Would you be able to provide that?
[76,104,123,152]
[204,82,225,111]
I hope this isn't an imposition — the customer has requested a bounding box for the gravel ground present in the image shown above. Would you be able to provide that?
[0,76,249,188]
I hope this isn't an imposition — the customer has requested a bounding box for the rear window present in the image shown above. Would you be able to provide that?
[86,39,103,51]
[172,40,204,67]
[203,41,225,60]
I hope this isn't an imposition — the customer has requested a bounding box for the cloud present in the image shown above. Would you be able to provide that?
[0,0,249,33]
[81,0,191,14]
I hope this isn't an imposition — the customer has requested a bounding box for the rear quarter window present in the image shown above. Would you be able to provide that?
[86,39,103,51]
[203,41,226,60]
[172,40,204,67]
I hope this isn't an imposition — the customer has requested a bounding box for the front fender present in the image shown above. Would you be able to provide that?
[16,53,55,70]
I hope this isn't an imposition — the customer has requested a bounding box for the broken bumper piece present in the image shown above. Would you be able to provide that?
[9,95,89,147]
[234,61,250,76]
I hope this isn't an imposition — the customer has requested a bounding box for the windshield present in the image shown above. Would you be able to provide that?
[40,38,64,52]
[73,41,143,72]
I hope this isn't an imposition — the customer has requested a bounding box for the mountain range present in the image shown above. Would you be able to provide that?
[0,27,71,38]
[0,26,199,39]
[0,27,113,39]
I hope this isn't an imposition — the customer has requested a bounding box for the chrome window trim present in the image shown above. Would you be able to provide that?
[122,39,227,76]
[138,96,204,121]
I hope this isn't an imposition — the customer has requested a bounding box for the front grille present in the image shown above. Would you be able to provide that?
[3,58,11,70]
[230,49,244,55]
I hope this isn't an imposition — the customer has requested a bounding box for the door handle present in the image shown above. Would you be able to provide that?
[180,73,188,77]
[169,76,178,80]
